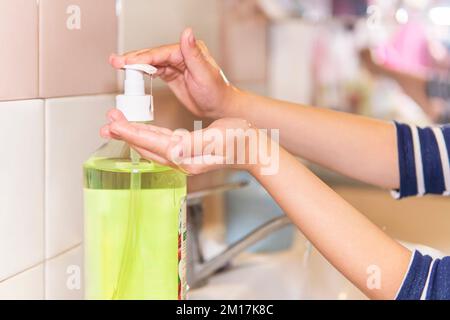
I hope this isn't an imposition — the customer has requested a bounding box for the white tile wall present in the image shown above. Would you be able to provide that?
[119,0,221,52]
[119,0,184,51]
[0,264,44,300]
[39,0,117,97]
[0,0,39,101]
[2,0,448,301]
[0,99,45,281]
[118,0,221,90]
[45,245,83,300]
[0,0,225,299]
[45,95,113,258]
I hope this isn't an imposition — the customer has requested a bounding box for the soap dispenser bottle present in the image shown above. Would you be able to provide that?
[83,64,187,300]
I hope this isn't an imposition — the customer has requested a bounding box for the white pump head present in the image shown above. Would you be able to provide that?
[116,64,157,122]
[123,64,157,95]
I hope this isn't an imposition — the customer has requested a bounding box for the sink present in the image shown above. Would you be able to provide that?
[188,235,446,300]
[188,232,366,300]
[189,182,450,300]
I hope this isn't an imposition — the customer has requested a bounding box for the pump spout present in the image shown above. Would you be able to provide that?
[123,64,157,96]
[123,64,157,76]
[116,64,157,122]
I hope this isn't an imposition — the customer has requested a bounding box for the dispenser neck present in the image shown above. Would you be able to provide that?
[116,64,157,122]
[124,69,145,96]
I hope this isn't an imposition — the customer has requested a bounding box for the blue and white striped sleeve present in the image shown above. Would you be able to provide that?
[396,250,450,300]
[392,121,450,199]
[393,122,450,299]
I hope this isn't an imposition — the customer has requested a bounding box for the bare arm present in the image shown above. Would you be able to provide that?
[227,89,399,190]
[250,147,411,299]
[112,28,400,190]
[102,111,411,300]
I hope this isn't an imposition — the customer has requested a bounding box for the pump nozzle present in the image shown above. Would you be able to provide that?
[124,64,157,75]
[116,64,157,122]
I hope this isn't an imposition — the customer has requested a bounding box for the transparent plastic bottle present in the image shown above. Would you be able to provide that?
[84,140,187,300]
[83,64,187,300]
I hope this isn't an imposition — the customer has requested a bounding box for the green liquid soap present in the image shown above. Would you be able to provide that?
[83,151,187,300]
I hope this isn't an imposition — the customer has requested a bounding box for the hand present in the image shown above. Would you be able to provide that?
[110,28,237,119]
[100,109,262,175]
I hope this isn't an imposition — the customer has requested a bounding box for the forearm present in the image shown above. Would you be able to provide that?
[250,148,411,299]
[227,88,399,189]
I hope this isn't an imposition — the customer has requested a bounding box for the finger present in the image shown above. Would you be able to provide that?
[109,120,174,158]
[186,127,229,158]
[124,44,185,71]
[131,145,173,167]
[106,109,172,134]
[103,123,170,141]
[100,125,113,139]
[109,53,126,69]
[100,124,122,140]
[143,123,174,136]
[164,127,225,162]
[181,155,226,166]
[158,66,186,82]
[101,121,176,165]
[116,121,173,136]
[180,28,212,81]
[106,108,174,136]
[123,48,151,58]
[107,108,127,122]
[109,49,149,68]
[178,155,226,175]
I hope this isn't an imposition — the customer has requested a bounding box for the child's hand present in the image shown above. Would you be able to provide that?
[110,28,236,119]
[101,109,261,175]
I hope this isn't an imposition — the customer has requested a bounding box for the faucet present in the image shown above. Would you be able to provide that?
[186,180,292,289]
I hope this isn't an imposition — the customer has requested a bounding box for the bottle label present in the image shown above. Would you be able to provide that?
[178,197,187,300]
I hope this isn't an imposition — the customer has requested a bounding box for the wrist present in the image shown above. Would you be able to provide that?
[244,129,281,178]
[246,161,263,178]
[218,85,244,118]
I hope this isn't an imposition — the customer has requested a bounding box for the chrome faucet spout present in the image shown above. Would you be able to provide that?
[189,215,292,289]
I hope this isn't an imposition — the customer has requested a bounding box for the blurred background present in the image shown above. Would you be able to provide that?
[1,0,450,300]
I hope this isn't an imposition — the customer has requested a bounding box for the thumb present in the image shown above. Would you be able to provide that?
[180,28,211,79]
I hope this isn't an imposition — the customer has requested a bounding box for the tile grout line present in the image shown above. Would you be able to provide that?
[46,242,83,262]
[43,97,46,300]
[37,0,46,300]
[41,3,47,299]
[0,261,43,285]
[0,243,82,285]
[0,93,119,103]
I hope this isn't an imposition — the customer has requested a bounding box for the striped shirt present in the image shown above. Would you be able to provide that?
[394,122,450,300]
